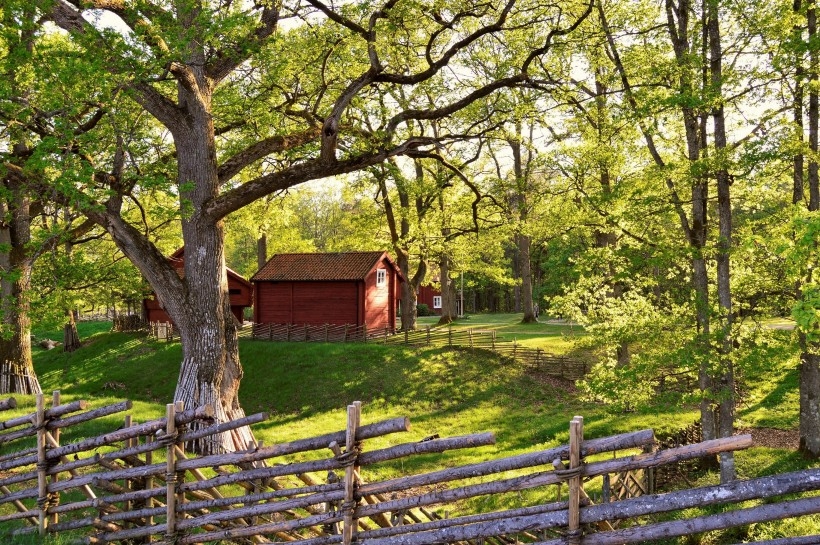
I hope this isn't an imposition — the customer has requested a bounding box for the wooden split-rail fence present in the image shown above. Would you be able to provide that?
[248,323,590,380]
[0,393,818,544]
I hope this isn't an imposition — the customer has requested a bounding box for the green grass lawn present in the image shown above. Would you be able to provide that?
[8,315,817,544]
[414,312,584,352]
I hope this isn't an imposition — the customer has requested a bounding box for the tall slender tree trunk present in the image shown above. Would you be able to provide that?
[708,0,736,482]
[509,129,535,323]
[257,233,268,271]
[798,0,820,460]
[518,234,535,322]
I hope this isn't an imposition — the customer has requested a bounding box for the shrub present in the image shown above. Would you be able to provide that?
[416,303,432,316]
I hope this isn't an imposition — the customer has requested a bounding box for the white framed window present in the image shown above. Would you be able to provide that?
[433,296,442,309]
[376,269,386,287]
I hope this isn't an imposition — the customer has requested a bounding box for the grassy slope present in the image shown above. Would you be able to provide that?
[22,316,817,543]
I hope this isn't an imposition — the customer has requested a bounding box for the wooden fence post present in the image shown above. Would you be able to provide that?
[342,402,361,545]
[568,416,583,545]
[427,326,431,345]
[36,393,48,536]
[50,391,60,528]
[469,329,473,348]
[448,326,453,347]
[165,403,178,543]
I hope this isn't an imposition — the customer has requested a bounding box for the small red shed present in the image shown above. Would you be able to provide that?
[417,284,443,315]
[143,247,254,325]
[251,251,404,331]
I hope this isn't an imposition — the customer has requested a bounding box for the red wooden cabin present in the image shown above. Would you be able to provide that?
[417,284,443,315]
[143,247,254,325]
[251,251,404,331]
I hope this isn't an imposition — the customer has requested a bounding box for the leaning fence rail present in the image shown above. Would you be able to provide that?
[1,393,817,544]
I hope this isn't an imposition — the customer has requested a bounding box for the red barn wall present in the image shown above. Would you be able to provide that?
[145,272,252,325]
[254,281,359,326]
[417,285,442,315]
[364,259,396,331]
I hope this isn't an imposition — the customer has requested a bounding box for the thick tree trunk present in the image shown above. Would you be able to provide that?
[438,254,456,325]
[63,310,80,353]
[0,271,41,394]
[397,250,425,331]
[799,352,820,457]
[0,190,41,395]
[143,72,253,454]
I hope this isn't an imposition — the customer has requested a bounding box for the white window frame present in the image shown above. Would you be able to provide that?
[433,296,442,309]
[376,268,386,287]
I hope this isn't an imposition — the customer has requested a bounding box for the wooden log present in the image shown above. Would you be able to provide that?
[357,429,655,497]
[35,394,48,536]
[0,484,38,525]
[553,458,613,532]
[342,402,361,545]
[176,483,344,531]
[0,445,37,463]
[729,537,820,545]
[178,431,494,494]
[534,495,820,545]
[579,467,820,526]
[359,433,495,465]
[91,483,165,507]
[0,399,88,432]
[0,397,16,411]
[173,416,410,472]
[164,403,177,542]
[0,509,38,523]
[48,400,132,431]
[357,501,569,542]
[177,510,339,544]
[177,411,268,445]
[50,391,61,528]
[181,482,343,513]
[354,435,752,522]
[37,404,213,463]
[0,468,38,488]
[358,460,820,545]
[567,416,582,544]
[51,499,96,515]
[43,432,98,502]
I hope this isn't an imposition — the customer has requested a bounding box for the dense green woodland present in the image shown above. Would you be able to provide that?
[0,0,819,476]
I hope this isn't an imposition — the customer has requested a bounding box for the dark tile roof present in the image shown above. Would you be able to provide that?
[168,247,253,288]
[252,251,393,282]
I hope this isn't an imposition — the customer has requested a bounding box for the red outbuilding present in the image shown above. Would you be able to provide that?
[417,284,443,315]
[143,247,254,325]
[251,251,404,331]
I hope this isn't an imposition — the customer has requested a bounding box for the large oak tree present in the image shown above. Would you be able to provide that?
[43,0,593,452]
